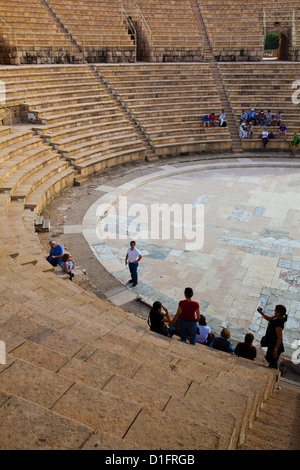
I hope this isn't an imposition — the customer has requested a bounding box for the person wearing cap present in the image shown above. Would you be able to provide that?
[258,110,265,127]
[46,240,63,267]
[247,109,257,126]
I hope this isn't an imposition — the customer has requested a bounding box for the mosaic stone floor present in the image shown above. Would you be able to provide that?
[80,161,300,356]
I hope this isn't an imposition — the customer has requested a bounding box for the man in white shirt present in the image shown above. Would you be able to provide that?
[125,241,142,287]
[262,128,269,148]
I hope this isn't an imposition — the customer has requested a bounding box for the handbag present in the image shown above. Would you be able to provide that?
[260,335,268,347]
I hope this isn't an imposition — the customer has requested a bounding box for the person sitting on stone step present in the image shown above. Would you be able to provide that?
[266,110,273,126]
[218,109,226,127]
[209,112,216,127]
[277,123,287,141]
[240,109,248,124]
[275,111,282,126]
[258,110,265,127]
[196,314,211,344]
[247,121,254,139]
[234,333,257,361]
[239,120,248,139]
[60,253,75,280]
[247,109,257,126]
[202,114,210,128]
[46,240,63,267]
[210,327,234,354]
[148,301,176,338]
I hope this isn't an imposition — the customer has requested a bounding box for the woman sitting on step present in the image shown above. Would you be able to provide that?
[60,253,75,281]
[148,301,176,338]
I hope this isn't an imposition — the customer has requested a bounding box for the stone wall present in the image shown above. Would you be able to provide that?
[84,46,136,63]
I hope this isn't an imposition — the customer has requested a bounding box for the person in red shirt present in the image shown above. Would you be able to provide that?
[209,112,216,127]
[170,287,200,345]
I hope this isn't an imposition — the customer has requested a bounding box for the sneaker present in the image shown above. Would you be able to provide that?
[128,279,134,283]
[132,282,138,287]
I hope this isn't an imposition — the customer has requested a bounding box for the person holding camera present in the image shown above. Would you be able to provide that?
[148,301,176,338]
[257,304,288,370]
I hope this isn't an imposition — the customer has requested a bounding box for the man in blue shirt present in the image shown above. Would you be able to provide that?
[277,123,287,141]
[210,328,234,354]
[247,109,257,126]
[46,240,63,267]
[240,110,247,123]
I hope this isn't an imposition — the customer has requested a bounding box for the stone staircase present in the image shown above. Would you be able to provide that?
[124,0,206,62]
[0,252,282,449]
[0,125,75,214]
[241,381,300,450]
[199,0,264,62]
[0,145,297,448]
[96,63,233,157]
[193,1,243,152]
[1,218,299,449]
[0,64,153,182]
[45,0,136,63]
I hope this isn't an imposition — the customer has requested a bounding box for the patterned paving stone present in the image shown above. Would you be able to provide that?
[82,164,300,355]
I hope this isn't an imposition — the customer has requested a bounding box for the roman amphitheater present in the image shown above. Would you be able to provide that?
[0,0,299,451]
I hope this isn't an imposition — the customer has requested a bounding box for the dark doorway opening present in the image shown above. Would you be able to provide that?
[278,32,290,60]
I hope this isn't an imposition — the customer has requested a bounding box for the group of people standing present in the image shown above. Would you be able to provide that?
[148,286,288,371]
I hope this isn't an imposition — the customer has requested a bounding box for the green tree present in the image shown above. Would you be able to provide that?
[264,32,280,50]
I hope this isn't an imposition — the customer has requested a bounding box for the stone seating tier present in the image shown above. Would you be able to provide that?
[0,58,299,449]
[96,63,233,155]
[47,0,136,63]
[218,62,300,151]
[0,0,83,65]
[0,64,154,178]
[0,151,297,449]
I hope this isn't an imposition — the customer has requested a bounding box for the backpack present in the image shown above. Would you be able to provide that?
[205,332,215,346]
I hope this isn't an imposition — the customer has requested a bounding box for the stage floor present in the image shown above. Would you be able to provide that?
[81,160,300,355]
